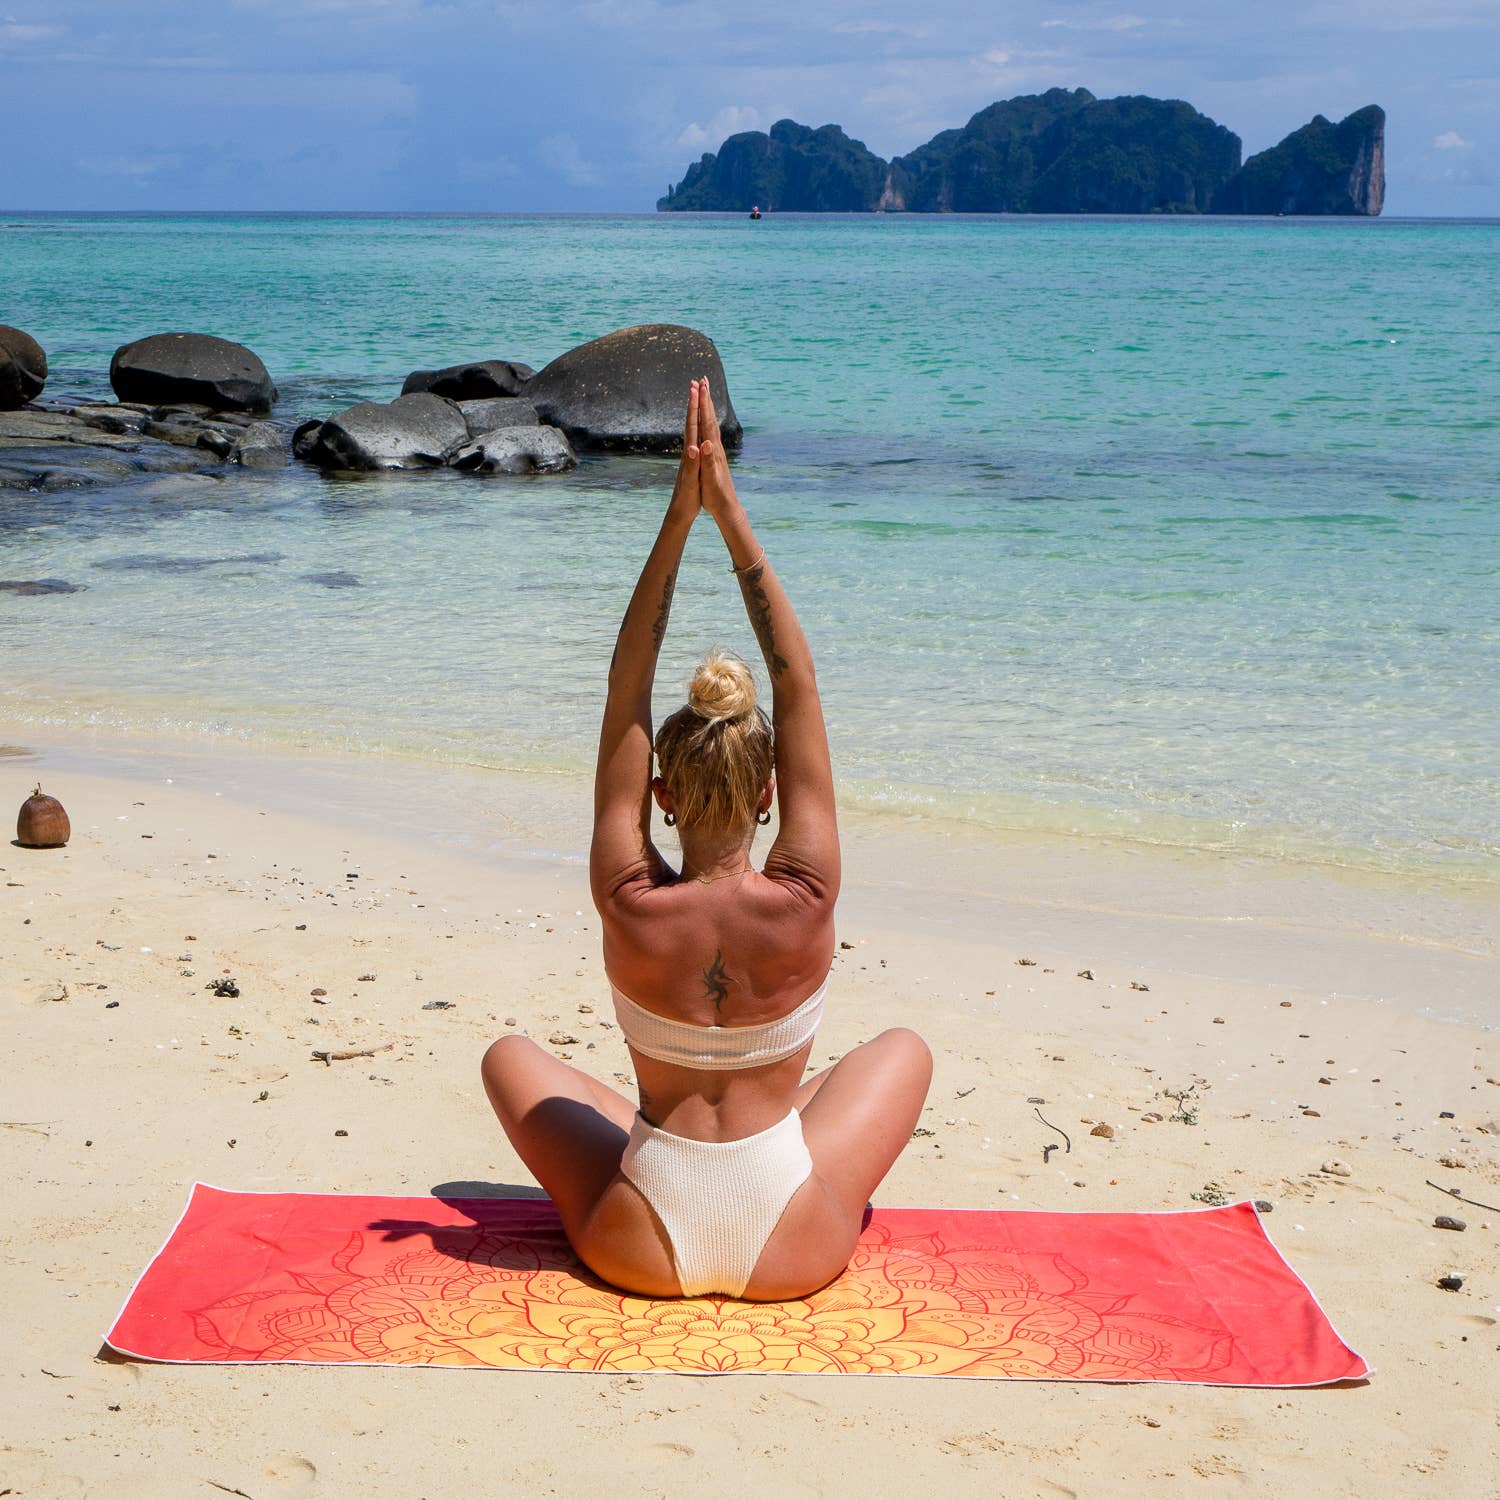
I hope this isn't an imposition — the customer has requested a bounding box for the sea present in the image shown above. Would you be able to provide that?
[2,213,1497,886]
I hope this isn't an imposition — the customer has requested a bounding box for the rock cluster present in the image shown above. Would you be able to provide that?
[0,321,739,490]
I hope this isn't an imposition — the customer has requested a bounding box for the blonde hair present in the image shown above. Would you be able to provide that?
[654,650,774,834]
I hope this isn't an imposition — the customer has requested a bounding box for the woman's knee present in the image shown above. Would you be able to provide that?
[874,1027,932,1075]
[480,1032,542,1087]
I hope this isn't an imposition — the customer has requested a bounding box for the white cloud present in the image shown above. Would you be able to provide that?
[0,20,61,41]
[539,132,603,187]
[78,153,184,179]
[1433,129,1471,148]
[1041,13,1148,29]
[980,47,1011,66]
[675,104,761,150]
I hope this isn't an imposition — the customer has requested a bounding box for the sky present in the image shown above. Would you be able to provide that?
[1,0,1495,215]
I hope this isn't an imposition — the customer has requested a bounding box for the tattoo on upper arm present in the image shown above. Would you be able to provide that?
[703,950,730,1015]
[651,570,677,652]
[738,564,789,679]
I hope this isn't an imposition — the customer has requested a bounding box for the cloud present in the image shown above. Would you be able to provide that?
[675,104,760,150]
[0,19,61,42]
[1041,13,1148,31]
[539,132,604,187]
[77,153,184,179]
[1433,129,1471,147]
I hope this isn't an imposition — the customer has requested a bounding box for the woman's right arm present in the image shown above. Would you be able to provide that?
[699,402,840,901]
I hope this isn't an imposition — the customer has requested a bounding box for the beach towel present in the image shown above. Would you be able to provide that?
[106,1184,1368,1384]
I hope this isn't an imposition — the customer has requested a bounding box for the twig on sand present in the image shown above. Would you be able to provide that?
[1427,1178,1500,1215]
[311,1042,394,1067]
[1034,1107,1071,1154]
[206,1483,256,1499]
[1,1121,54,1136]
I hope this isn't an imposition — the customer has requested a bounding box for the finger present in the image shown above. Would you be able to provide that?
[700,377,719,443]
[685,378,700,455]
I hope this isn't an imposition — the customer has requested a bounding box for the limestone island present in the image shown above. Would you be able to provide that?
[658,89,1385,216]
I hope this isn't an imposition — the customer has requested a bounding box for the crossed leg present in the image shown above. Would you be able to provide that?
[480,1025,933,1300]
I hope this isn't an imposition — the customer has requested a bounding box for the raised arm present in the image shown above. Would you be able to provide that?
[589,380,704,903]
[698,398,840,901]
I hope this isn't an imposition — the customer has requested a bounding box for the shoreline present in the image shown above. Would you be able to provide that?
[8,723,1497,1027]
[5,725,1498,1495]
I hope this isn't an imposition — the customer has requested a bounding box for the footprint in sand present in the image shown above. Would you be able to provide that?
[0,1450,85,1496]
[640,1441,695,1459]
[262,1454,318,1492]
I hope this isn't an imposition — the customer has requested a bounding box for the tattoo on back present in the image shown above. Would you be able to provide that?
[703,949,730,1015]
[651,569,677,652]
[738,564,789,679]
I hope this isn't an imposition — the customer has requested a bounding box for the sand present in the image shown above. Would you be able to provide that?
[3,734,1498,1498]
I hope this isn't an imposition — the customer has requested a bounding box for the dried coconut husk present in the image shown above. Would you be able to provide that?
[17,784,69,848]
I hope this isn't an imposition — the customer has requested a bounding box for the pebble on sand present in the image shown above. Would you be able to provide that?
[1433,1215,1466,1232]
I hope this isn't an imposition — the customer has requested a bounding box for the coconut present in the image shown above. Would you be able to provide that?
[17,784,70,848]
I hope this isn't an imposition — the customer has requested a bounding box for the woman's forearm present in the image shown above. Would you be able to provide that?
[608,497,696,703]
[714,501,815,691]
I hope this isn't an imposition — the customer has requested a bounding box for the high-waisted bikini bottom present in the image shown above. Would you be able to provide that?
[619,1107,814,1298]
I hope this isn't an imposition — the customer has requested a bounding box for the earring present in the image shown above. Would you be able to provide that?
[663,812,676,827]
[756,810,771,825]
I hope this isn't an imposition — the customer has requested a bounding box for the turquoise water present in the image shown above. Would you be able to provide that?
[2,213,1497,878]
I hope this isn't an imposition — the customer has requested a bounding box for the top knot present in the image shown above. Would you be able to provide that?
[687,649,757,723]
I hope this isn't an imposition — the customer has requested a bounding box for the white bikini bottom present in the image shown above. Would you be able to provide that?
[619,1108,814,1298]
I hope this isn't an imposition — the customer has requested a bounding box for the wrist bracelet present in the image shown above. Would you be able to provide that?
[729,547,766,575]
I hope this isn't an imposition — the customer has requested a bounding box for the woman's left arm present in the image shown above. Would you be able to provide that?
[590,380,703,903]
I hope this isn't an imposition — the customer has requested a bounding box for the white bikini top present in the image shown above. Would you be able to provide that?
[609,973,829,1072]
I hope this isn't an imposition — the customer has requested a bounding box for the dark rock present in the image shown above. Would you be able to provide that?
[449,425,578,475]
[1434,1215,1467,1232]
[0,325,48,408]
[526,324,741,454]
[295,393,468,471]
[1253,1200,1274,1213]
[71,405,147,436]
[233,421,287,468]
[457,397,539,436]
[0,446,144,489]
[0,578,85,595]
[1214,106,1384,215]
[1437,1274,1464,1291]
[401,359,535,400]
[110,332,277,412]
[302,571,361,588]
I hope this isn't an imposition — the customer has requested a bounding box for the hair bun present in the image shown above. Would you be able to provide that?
[688,649,757,723]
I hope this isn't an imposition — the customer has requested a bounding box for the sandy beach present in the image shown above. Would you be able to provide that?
[3,733,1498,1498]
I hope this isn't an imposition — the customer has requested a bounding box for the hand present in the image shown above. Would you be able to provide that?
[696,378,739,519]
[669,378,705,514]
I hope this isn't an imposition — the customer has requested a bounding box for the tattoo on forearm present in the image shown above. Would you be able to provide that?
[703,949,730,1016]
[651,570,677,652]
[738,564,789,679]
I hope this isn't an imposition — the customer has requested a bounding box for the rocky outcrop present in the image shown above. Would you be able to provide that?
[1214,106,1385,215]
[457,397,538,436]
[0,398,267,490]
[660,120,888,212]
[0,326,48,409]
[292,392,469,471]
[526,324,741,453]
[233,421,287,468]
[449,426,577,475]
[661,90,1383,215]
[401,359,536,400]
[110,332,277,412]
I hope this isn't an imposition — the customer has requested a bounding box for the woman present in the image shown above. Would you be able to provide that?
[482,379,931,1300]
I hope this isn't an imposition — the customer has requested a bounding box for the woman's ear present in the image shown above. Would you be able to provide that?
[757,776,776,817]
[651,776,675,817]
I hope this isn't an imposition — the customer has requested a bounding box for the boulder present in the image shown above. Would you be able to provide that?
[233,421,287,468]
[526,324,741,453]
[0,326,47,409]
[110,332,277,412]
[457,397,539,435]
[294,392,469,471]
[449,426,578,475]
[401,359,535,400]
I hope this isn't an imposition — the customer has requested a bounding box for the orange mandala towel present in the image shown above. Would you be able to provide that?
[106,1185,1368,1384]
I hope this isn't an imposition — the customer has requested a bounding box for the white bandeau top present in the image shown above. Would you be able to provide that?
[609,973,829,1071]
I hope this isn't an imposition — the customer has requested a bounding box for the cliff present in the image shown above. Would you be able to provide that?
[660,119,888,213]
[657,92,1385,216]
[1213,106,1385,215]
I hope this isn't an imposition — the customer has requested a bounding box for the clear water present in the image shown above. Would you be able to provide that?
[2,213,1497,879]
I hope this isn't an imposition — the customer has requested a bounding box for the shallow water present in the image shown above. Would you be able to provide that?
[2,213,1497,880]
